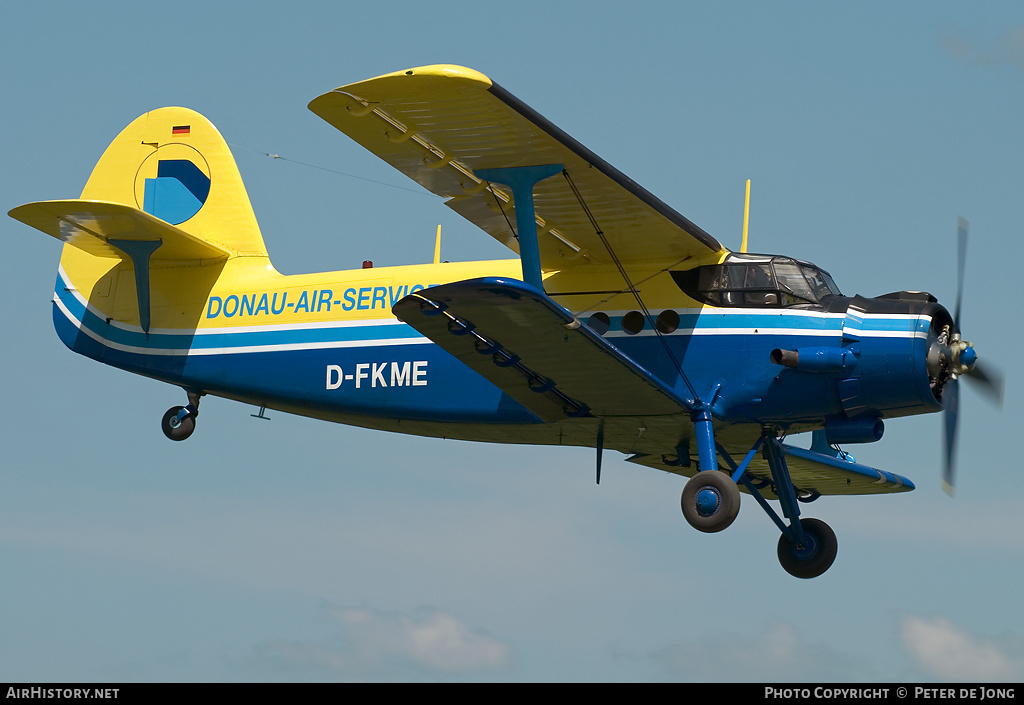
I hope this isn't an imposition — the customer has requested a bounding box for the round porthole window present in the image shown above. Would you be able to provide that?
[656,309,679,334]
[587,312,610,335]
[622,311,645,335]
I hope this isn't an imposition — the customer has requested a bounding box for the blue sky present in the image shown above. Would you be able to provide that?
[2,1,1022,682]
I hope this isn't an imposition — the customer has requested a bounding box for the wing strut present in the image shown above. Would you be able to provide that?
[108,238,162,334]
[717,432,807,544]
[474,164,563,290]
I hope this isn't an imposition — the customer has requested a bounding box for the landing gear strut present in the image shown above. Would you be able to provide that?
[756,433,838,578]
[680,403,742,532]
[161,390,202,441]
[679,423,839,579]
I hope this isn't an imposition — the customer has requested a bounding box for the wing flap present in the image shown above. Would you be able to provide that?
[393,277,692,422]
[9,200,231,262]
[309,65,725,270]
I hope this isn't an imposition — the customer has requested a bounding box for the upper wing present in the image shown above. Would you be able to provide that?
[309,65,726,270]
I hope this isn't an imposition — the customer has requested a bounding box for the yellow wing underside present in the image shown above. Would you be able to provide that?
[10,200,230,262]
[308,65,726,272]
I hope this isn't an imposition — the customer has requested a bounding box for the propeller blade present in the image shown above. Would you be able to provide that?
[942,377,960,497]
[954,217,968,330]
[965,361,1004,407]
[940,218,1003,495]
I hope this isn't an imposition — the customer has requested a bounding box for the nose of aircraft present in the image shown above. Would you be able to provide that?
[954,342,1002,403]
[959,344,977,370]
[940,333,1002,496]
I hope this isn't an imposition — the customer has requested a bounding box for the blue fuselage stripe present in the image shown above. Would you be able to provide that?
[52,271,939,425]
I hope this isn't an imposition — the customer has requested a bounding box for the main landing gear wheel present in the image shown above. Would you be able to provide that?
[161,405,196,442]
[681,470,741,533]
[777,517,838,579]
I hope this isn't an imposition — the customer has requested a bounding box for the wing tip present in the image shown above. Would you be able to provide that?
[311,64,492,108]
[399,64,492,85]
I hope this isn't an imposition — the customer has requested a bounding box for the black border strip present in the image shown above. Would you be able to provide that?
[487,81,723,254]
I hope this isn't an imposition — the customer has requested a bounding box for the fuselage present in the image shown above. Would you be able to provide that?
[51,246,947,454]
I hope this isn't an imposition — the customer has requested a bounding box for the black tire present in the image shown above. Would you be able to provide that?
[161,405,196,441]
[777,517,838,579]
[680,470,741,533]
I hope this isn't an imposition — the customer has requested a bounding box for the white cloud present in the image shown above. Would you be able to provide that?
[331,606,511,672]
[259,605,513,680]
[900,615,1024,682]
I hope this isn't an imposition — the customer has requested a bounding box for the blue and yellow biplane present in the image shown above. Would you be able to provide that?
[10,65,1001,578]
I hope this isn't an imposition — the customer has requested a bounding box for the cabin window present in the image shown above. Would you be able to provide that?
[587,312,610,335]
[656,309,680,334]
[622,311,645,335]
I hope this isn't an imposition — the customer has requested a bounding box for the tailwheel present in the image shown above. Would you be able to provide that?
[680,470,740,533]
[777,517,837,579]
[161,405,196,441]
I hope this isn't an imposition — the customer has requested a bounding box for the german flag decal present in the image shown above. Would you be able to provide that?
[171,125,190,135]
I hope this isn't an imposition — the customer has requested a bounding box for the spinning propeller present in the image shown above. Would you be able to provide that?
[939,218,1004,495]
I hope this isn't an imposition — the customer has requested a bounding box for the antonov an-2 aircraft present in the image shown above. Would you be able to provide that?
[10,65,1001,578]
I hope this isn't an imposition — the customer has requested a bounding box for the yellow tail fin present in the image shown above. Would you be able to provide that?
[10,107,270,334]
[80,106,268,258]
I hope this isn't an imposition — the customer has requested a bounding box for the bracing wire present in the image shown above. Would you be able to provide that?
[228,143,437,197]
[561,169,699,404]
[486,182,518,241]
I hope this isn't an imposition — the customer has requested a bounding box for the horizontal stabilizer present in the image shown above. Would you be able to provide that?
[9,200,231,262]
[11,200,231,333]
[393,278,692,422]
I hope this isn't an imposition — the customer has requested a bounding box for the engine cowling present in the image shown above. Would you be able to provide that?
[769,294,953,421]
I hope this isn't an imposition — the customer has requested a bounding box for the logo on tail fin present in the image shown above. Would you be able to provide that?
[134,144,211,225]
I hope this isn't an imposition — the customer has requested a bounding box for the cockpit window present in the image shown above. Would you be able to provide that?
[814,270,840,299]
[671,254,841,308]
[773,261,815,300]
